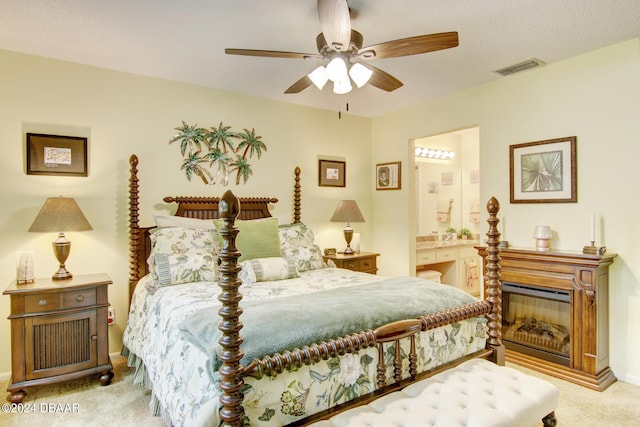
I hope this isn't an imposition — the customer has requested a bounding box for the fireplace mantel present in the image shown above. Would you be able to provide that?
[476,246,617,391]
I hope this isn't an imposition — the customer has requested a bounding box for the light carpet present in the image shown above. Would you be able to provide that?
[1,355,638,426]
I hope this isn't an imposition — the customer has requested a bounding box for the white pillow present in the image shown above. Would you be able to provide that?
[154,214,216,230]
[240,257,299,282]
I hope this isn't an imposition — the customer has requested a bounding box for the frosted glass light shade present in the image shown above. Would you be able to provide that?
[308,66,328,90]
[333,78,352,94]
[349,63,373,88]
[326,57,348,82]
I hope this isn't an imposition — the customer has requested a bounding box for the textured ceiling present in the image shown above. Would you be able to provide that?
[1,0,639,117]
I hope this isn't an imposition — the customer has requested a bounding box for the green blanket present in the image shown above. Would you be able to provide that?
[179,276,479,366]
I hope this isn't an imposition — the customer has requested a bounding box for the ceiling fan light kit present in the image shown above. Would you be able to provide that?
[225,0,459,96]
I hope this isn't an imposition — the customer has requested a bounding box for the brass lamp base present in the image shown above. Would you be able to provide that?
[342,224,354,255]
[52,232,73,280]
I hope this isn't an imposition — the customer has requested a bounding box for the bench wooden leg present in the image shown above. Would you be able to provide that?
[542,411,557,427]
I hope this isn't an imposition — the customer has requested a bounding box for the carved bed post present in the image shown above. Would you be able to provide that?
[485,197,505,364]
[217,190,245,427]
[128,154,141,303]
[293,166,301,223]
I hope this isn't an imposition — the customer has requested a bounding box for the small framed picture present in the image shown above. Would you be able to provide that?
[376,161,401,190]
[27,133,88,177]
[510,136,577,203]
[318,159,346,187]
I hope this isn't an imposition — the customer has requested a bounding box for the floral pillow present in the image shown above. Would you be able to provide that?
[278,223,315,251]
[148,227,218,286]
[240,257,299,283]
[282,244,326,272]
[154,251,217,286]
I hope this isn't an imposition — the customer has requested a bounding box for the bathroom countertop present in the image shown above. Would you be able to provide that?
[416,240,480,251]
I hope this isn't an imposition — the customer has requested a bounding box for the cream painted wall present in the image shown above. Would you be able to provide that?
[2,38,639,386]
[370,38,640,385]
[0,50,372,374]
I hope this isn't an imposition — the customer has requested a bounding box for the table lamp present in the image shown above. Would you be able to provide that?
[330,200,365,255]
[533,225,553,252]
[28,197,93,280]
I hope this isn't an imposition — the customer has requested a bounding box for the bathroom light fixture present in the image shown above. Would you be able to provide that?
[414,147,456,159]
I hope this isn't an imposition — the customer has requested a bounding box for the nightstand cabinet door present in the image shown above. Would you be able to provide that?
[25,310,97,380]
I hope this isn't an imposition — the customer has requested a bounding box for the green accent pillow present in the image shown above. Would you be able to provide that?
[214,217,282,262]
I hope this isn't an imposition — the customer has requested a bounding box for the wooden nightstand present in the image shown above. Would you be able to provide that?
[3,273,114,403]
[323,251,380,275]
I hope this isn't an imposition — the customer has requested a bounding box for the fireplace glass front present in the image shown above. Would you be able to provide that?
[502,282,571,366]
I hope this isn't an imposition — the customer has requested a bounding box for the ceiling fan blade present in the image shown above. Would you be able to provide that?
[225,48,322,60]
[284,75,313,94]
[317,0,351,52]
[358,32,459,60]
[366,65,404,92]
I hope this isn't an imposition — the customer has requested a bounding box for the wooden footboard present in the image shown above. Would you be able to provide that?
[215,190,504,427]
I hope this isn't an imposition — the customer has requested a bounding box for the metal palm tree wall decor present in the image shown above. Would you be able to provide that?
[169,121,267,185]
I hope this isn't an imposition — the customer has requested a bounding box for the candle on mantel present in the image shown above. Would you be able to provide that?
[590,213,596,243]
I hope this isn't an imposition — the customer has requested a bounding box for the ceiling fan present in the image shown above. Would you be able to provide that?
[225,0,459,95]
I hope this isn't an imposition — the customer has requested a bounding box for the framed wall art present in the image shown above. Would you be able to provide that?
[376,161,401,190]
[318,159,346,187]
[510,136,576,203]
[26,133,88,177]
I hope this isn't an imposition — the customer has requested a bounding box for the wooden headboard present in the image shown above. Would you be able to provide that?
[127,154,302,301]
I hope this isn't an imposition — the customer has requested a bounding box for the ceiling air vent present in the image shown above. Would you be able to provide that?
[495,58,545,76]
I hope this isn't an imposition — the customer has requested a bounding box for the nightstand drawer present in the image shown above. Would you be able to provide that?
[24,294,59,313]
[341,259,359,270]
[436,249,457,262]
[358,257,376,271]
[24,289,96,313]
[62,289,97,309]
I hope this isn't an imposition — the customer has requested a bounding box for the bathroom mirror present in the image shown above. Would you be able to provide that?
[415,127,480,238]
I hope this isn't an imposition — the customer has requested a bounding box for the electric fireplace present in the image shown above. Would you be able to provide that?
[502,282,570,366]
[476,246,617,391]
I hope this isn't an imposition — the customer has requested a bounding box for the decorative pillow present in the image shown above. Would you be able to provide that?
[238,260,257,284]
[278,223,315,251]
[154,214,217,230]
[282,244,326,272]
[242,257,299,282]
[148,227,218,285]
[214,217,282,262]
[154,252,217,286]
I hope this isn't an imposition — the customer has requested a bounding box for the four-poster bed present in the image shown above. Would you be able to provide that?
[123,154,507,426]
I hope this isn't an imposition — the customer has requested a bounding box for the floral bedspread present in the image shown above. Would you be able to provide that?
[122,268,488,426]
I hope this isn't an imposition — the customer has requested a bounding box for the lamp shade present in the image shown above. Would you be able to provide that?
[532,225,552,239]
[29,197,93,232]
[330,200,365,223]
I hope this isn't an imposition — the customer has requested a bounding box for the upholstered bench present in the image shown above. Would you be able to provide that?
[311,358,559,427]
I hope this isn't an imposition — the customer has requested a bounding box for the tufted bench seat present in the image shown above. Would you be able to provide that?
[310,358,559,427]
